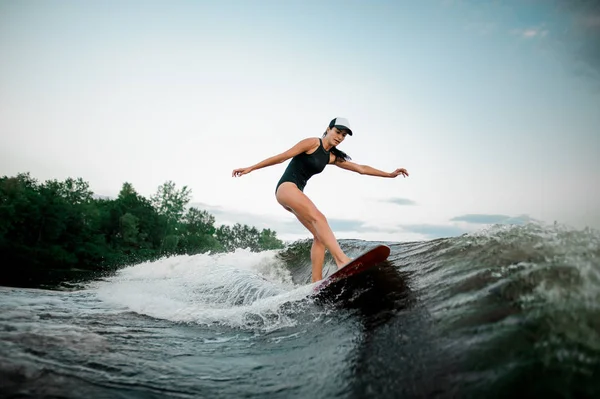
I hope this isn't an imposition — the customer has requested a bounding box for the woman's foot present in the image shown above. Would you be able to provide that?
[335,255,352,269]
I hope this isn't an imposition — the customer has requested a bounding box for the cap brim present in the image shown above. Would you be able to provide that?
[334,125,353,135]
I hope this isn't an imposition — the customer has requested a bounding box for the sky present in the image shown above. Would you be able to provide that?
[1,0,599,242]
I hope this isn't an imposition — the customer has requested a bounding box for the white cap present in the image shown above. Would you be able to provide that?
[328,117,353,135]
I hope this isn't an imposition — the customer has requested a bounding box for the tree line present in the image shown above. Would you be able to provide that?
[0,173,284,286]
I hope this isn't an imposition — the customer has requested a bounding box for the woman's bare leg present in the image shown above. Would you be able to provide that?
[309,237,326,282]
[285,205,327,281]
[276,183,351,273]
[299,220,327,282]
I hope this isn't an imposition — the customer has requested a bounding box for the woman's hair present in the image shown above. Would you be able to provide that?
[322,131,351,162]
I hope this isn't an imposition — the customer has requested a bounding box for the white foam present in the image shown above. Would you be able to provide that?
[91,249,316,331]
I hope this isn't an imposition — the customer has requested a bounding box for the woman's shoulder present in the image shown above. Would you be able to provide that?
[296,137,321,148]
[293,137,321,155]
[295,137,320,143]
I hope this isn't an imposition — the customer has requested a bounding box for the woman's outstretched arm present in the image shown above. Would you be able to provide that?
[232,138,317,177]
[334,159,409,178]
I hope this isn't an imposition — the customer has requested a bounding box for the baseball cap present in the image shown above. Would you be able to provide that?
[329,117,353,136]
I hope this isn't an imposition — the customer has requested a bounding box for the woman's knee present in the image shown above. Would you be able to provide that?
[305,209,325,225]
[312,235,324,247]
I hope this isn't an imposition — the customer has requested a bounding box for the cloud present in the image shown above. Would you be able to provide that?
[445,0,600,78]
[190,202,402,238]
[397,214,537,240]
[454,1,600,80]
[451,213,511,224]
[328,218,365,232]
[382,197,417,206]
[189,205,533,242]
[581,14,600,29]
[450,214,533,225]
[326,218,412,234]
[190,202,306,235]
[510,27,549,39]
[399,224,472,239]
[553,0,600,79]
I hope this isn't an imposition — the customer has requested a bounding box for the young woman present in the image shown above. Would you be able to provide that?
[232,117,409,282]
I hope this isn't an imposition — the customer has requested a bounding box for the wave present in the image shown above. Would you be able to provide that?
[92,249,316,331]
[89,221,600,396]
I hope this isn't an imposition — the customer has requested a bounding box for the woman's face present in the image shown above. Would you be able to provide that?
[327,127,349,146]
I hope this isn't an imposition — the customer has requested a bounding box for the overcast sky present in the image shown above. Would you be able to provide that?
[1,0,599,242]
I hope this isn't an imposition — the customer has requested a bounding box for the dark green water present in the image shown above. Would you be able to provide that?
[1,223,599,398]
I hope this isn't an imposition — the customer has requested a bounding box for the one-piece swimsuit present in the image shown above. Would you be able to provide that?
[275,138,330,193]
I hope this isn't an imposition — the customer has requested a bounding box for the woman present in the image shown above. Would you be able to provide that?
[232,117,409,282]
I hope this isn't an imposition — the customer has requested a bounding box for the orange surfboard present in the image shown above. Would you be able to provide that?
[313,244,391,292]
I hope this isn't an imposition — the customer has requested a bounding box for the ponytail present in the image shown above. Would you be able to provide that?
[322,131,351,162]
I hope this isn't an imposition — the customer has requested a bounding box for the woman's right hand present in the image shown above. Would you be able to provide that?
[232,167,253,177]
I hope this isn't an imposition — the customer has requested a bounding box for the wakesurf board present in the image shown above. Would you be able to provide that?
[313,244,391,292]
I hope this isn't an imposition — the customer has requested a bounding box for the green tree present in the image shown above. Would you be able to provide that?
[0,173,287,287]
[162,234,180,255]
[215,225,234,252]
[215,223,266,252]
[183,207,216,236]
[0,173,44,267]
[49,177,93,205]
[120,213,140,245]
[259,228,284,250]
[114,182,166,252]
[179,207,221,253]
[150,180,191,233]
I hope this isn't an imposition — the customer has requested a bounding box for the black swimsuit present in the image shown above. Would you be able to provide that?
[276,138,331,193]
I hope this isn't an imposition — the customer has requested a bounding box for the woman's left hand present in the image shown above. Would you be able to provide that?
[232,167,253,177]
[389,168,409,178]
